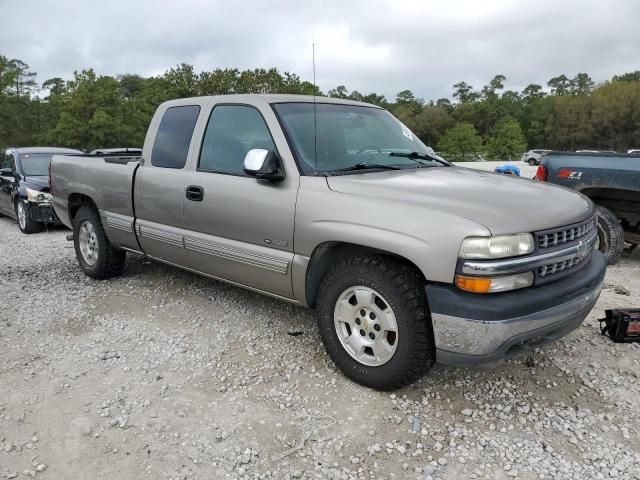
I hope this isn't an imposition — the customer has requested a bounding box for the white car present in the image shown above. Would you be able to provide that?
[521,149,551,165]
[628,149,640,154]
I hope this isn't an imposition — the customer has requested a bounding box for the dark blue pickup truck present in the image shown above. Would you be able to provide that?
[535,152,640,264]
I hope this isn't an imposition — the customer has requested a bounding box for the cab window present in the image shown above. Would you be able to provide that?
[151,105,201,169]
[198,105,276,175]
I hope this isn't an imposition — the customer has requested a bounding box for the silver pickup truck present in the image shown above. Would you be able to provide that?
[50,94,606,390]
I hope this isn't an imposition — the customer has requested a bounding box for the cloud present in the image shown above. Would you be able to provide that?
[1,0,639,100]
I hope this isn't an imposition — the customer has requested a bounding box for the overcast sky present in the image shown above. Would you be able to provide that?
[2,0,639,100]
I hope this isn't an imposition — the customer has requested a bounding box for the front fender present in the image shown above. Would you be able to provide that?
[294,177,490,285]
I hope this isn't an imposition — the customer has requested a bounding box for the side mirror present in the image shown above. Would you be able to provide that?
[243,149,284,182]
[0,168,13,177]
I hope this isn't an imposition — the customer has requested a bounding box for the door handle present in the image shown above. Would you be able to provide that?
[186,185,204,202]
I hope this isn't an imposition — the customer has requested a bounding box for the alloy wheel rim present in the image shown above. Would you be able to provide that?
[333,285,398,367]
[78,220,99,265]
[17,202,27,230]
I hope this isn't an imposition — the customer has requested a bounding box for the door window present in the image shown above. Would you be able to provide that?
[198,105,276,175]
[1,153,15,172]
[151,105,201,169]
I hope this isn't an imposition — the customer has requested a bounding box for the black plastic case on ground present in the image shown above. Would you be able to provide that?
[600,309,640,343]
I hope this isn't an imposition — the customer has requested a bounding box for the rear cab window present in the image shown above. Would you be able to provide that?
[151,105,201,168]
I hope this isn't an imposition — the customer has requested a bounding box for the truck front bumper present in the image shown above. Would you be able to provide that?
[427,250,606,366]
[27,202,57,224]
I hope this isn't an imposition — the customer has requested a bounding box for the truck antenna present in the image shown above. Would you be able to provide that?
[313,42,318,176]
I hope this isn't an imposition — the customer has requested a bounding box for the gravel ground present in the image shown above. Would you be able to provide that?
[1,175,639,479]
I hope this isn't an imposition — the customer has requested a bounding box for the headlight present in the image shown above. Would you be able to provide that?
[26,187,52,203]
[455,271,534,293]
[459,233,534,259]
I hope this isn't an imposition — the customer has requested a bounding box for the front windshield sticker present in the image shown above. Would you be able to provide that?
[400,122,413,141]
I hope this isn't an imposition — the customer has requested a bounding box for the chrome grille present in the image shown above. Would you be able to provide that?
[537,216,596,249]
[538,255,586,278]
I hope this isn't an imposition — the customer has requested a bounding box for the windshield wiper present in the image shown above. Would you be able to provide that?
[324,163,403,174]
[389,151,451,167]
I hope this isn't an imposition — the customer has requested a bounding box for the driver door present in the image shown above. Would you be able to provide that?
[181,103,298,298]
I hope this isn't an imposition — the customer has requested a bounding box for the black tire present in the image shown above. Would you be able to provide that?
[15,199,42,234]
[316,255,435,390]
[73,205,126,279]
[527,158,537,166]
[596,205,624,265]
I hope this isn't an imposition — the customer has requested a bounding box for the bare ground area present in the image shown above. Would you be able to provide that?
[1,175,639,479]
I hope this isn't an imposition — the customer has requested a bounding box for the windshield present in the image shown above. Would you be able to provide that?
[19,153,54,176]
[273,103,444,175]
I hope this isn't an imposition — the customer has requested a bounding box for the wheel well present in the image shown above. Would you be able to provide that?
[580,187,640,226]
[68,193,98,223]
[305,242,427,308]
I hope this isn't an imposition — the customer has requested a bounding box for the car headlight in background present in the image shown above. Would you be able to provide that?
[459,233,534,259]
[26,187,53,203]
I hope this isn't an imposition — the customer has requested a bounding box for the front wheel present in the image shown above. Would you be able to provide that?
[316,255,435,390]
[595,205,625,265]
[527,158,537,166]
[15,200,42,234]
[73,205,126,279]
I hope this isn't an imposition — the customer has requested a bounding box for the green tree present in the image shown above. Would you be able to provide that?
[328,85,349,98]
[452,81,478,103]
[437,123,482,161]
[547,74,571,96]
[521,84,546,102]
[570,73,594,96]
[486,118,527,160]
[409,104,454,147]
[612,71,640,83]
[481,74,506,99]
[548,94,593,150]
[591,80,640,151]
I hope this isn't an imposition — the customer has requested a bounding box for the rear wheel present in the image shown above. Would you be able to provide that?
[15,200,42,234]
[316,255,435,390]
[73,205,126,279]
[527,158,537,166]
[595,205,624,265]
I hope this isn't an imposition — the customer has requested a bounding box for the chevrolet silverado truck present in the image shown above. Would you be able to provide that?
[50,95,606,390]
[0,147,83,233]
[535,151,640,264]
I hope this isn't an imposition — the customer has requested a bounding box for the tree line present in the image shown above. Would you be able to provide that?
[1,54,639,160]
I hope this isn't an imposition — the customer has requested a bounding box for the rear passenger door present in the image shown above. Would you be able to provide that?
[134,104,201,264]
[181,103,298,298]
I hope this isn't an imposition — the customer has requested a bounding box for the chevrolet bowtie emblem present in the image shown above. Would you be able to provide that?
[576,240,589,259]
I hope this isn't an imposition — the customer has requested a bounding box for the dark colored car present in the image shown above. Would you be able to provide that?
[535,151,640,264]
[0,147,83,233]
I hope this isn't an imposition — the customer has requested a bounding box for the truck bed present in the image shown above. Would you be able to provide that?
[50,153,140,229]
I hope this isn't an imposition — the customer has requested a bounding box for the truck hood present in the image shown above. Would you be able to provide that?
[326,166,594,235]
[23,176,50,192]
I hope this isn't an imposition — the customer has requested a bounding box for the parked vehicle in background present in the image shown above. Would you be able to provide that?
[535,151,640,264]
[576,150,617,154]
[89,147,142,155]
[0,147,83,233]
[521,149,551,165]
[628,149,640,154]
[50,94,605,390]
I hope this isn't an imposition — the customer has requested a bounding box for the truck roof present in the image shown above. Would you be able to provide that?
[161,93,382,109]
[7,146,84,155]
